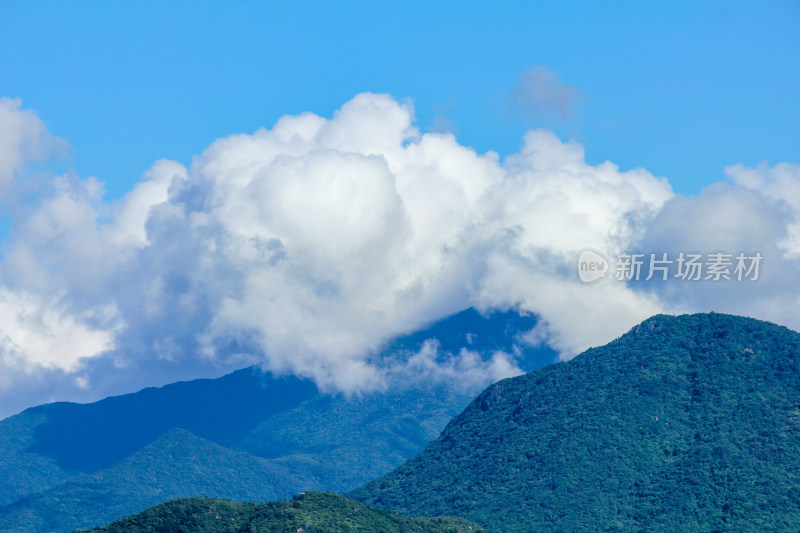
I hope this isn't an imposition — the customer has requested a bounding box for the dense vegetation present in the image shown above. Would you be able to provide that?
[0,308,541,532]
[352,313,800,532]
[79,492,490,533]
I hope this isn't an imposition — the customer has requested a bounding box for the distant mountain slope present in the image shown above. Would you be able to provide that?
[352,313,800,532]
[0,429,298,533]
[79,492,490,533]
[0,369,315,507]
[0,386,469,533]
[0,307,545,532]
[0,411,75,509]
[31,369,318,473]
[238,387,463,490]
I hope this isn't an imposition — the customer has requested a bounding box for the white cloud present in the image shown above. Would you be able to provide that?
[474,129,673,356]
[110,159,188,246]
[0,94,799,416]
[724,162,800,257]
[0,289,117,372]
[0,97,65,194]
[394,339,524,392]
[637,164,800,332]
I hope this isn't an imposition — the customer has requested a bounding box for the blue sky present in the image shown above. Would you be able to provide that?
[2,1,798,199]
[0,1,799,417]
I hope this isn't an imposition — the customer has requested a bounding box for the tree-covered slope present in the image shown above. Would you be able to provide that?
[352,313,800,532]
[79,492,490,533]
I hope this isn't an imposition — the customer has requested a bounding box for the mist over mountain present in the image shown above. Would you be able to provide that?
[352,313,800,532]
[0,307,550,532]
[5,88,798,423]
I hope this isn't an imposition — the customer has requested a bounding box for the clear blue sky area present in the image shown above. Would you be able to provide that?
[2,0,798,199]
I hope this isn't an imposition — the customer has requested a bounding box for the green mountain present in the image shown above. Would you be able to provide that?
[351,313,800,532]
[0,383,470,533]
[0,308,549,532]
[78,492,490,533]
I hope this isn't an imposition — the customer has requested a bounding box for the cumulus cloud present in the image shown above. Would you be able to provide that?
[0,102,114,393]
[0,97,65,194]
[1,93,799,417]
[508,66,583,120]
[724,162,800,257]
[635,163,800,330]
[393,339,524,392]
[471,129,674,356]
[0,289,116,372]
